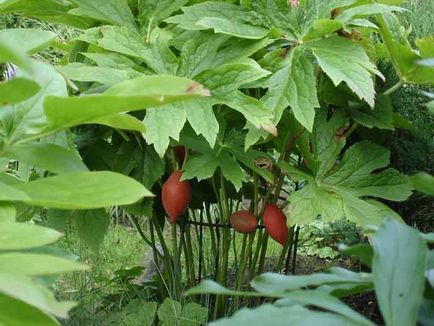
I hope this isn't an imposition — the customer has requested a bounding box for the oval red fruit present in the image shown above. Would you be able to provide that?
[230,210,258,234]
[174,146,186,165]
[263,204,288,246]
[162,170,192,224]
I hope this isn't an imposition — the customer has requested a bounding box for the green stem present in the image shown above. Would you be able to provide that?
[384,81,404,96]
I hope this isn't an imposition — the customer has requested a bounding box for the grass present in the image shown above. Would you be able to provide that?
[55,223,150,325]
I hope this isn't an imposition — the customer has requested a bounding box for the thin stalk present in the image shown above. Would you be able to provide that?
[384,80,404,96]
[291,226,300,275]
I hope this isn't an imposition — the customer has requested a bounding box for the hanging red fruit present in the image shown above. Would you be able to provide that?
[230,210,258,234]
[162,170,192,224]
[263,204,289,246]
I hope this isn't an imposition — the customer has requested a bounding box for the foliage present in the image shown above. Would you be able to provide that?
[187,219,433,325]
[298,219,361,259]
[1,0,434,324]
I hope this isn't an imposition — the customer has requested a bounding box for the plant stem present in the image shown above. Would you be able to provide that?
[384,80,404,96]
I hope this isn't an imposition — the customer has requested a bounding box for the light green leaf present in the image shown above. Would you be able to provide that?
[219,152,245,191]
[0,78,40,105]
[303,19,343,41]
[196,58,270,97]
[158,298,208,326]
[143,102,188,157]
[185,99,219,148]
[222,92,275,135]
[0,293,59,326]
[336,4,404,24]
[11,171,152,209]
[182,152,220,181]
[0,0,96,28]
[43,75,209,132]
[410,172,434,195]
[212,304,357,326]
[0,202,16,222]
[69,0,137,31]
[97,26,178,74]
[373,219,427,326]
[0,253,86,275]
[57,63,142,86]
[251,269,372,294]
[0,28,56,54]
[74,209,110,250]
[275,290,373,325]
[87,114,146,133]
[0,222,62,250]
[165,2,269,39]
[348,94,394,130]
[2,143,87,174]
[286,49,320,131]
[307,36,380,107]
[0,273,75,318]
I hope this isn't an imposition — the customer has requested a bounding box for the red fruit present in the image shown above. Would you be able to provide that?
[174,146,186,165]
[162,170,192,224]
[263,204,288,246]
[230,210,258,234]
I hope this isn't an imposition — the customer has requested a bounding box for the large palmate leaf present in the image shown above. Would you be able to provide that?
[144,59,274,157]
[79,26,179,75]
[283,112,412,227]
[306,36,381,108]
[69,0,137,31]
[165,1,270,39]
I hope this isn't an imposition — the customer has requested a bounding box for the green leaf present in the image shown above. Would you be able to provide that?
[0,293,59,326]
[157,298,208,326]
[373,219,427,326]
[410,172,434,195]
[74,209,110,250]
[339,244,373,267]
[336,4,404,25]
[275,290,373,325]
[348,94,394,130]
[43,75,209,132]
[286,49,320,131]
[0,273,75,318]
[251,268,372,294]
[306,36,380,107]
[197,58,270,97]
[57,63,142,86]
[0,253,86,275]
[185,100,219,147]
[0,0,96,28]
[287,136,411,227]
[95,26,178,75]
[165,2,269,39]
[0,202,16,222]
[137,0,188,29]
[87,114,146,133]
[0,78,40,105]
[212,304,357,326]
[219,152,245,191]
[0,222,62,250]
[2,143,87,174]
[303,19,343,41]
[10,171,152,209]
[0,28,56,54]
[182,151,220,182]
[69,0,137,31]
